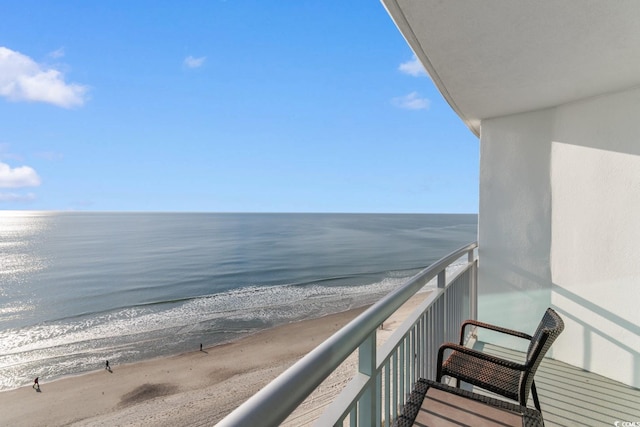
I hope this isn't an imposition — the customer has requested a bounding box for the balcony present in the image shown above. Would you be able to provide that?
[473,342,640,427]
[216,242,640,426]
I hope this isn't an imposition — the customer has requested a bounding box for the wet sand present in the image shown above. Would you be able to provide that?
[0,293,427,426]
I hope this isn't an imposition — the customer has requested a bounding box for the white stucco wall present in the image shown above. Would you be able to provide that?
[478,87,640,387]
[477,110,554,351]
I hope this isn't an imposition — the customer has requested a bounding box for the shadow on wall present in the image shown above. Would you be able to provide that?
[552,284,640,387]
[554,86,640,158]
[550,89,640,389]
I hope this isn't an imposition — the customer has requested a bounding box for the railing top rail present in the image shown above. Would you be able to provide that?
[215,241,478,427]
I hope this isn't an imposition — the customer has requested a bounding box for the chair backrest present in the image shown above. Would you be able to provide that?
[520,308,564,399]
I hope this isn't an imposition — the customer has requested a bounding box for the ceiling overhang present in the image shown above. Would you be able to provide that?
[382,1,640,136]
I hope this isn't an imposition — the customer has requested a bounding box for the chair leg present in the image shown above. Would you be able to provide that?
[530,381,541,412]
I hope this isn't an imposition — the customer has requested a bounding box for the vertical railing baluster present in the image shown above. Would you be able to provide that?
[384,359,390,427]
[418,318,423,379]
[399,340,405,407]
[376,371,382,426]
[427,309,431,377]
[431,299,436,380]
[410,326,415,385]
[391,348,400,420]
[405,334,412,399]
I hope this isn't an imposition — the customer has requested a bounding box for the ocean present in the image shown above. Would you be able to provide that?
[0,212,477,391]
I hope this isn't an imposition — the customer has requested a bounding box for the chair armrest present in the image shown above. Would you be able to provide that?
[437,343,527,375]
[459,319,532,345]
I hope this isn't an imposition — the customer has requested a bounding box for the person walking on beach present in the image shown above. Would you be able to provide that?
[33,377,39,390]
[105,360,110,371]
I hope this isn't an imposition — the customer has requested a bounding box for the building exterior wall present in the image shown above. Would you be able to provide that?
[478,87,640,388]
[478,109,554,351]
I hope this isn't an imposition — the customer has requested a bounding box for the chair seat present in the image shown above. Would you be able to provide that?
[441,349,521,401]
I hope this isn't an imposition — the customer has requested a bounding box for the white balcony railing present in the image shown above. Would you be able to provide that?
[216,242,478,427]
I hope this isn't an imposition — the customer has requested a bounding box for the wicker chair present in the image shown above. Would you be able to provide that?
[436,307,564,412]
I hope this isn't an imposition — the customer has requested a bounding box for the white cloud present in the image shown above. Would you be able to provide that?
[398,55,427,77]
[0,162,41,188]
[35,151,64,161]
[0,46,88,108]
[184,55,206,69]
[0,192,36,202]
[392,92,430,110]
[49,47,65,59]
[0,143,24,162]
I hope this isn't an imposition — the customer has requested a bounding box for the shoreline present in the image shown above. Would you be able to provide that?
[0,293,427,426]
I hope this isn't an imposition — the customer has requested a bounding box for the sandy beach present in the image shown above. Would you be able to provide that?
[0,293,427,426]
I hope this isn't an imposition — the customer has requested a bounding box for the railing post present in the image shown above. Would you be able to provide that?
[437,270,446,289]
[468,249,477,321]
[438,269,447,347]
[358,331,376,427]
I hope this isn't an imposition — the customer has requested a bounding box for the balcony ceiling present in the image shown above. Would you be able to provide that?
[383,0,640,136]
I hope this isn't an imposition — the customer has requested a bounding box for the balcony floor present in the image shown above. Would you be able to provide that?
[463,342,640,427]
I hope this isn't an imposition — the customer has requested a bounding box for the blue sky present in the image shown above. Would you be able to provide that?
[0,1,478,213]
